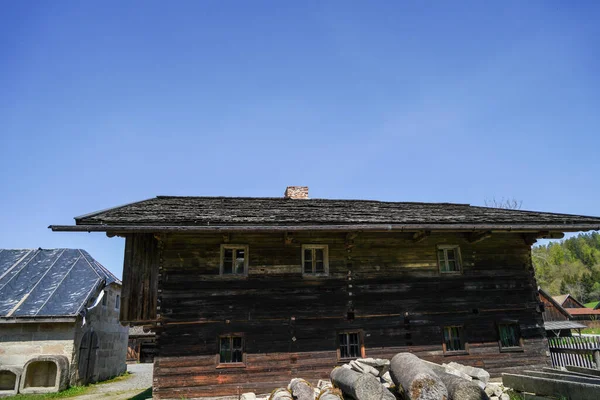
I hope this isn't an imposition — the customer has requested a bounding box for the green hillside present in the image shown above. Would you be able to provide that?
[532,232,600,303]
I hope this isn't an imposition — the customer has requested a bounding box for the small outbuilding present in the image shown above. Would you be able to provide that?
[0,248,128,393]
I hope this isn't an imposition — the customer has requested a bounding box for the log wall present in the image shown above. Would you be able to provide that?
[132,232,548,398]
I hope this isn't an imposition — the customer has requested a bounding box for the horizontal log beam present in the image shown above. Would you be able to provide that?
[49,224,600,233]
[468,231,492,244]
[412,230,430,243]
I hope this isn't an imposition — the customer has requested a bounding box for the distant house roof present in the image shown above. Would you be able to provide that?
[50,196,600,233]
[564,308,600,316]
[544,320,588,331]
[552,294,586,308]
[0,249,120,319]
[539,288,572,320]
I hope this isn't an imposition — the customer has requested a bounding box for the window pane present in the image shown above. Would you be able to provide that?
[315,261,324,274]
[304,249,313,262]
[447,260,457,271]
[232,349,243,363]
[232,337,243,349]
[446,249,456,261]
[349,333,360,357]
[220,337,231,363]
[315,249,324,262]
[304,261,313,274]
[444,327,464,351]
[223,249,233,274]
[223,260,233,274]
[437,249,445,261]
[339,333,347,346]
[500,324,520,348]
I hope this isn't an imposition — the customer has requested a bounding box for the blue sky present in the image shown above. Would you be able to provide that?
[1,1,599,278]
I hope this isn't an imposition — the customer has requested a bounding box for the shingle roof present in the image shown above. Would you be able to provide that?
[564,308,600,316]
[50,196,600,233]
[0,249,120,318]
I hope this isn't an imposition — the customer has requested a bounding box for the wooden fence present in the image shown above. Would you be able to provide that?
[548,336,600,369]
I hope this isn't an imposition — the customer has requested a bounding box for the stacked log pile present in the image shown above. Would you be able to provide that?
[242,353,519,400]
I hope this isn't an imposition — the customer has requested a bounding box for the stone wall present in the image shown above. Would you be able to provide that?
[72,282,128,384]
[0,323,76,368]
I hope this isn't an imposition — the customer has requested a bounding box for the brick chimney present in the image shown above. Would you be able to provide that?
[284,186,309,199]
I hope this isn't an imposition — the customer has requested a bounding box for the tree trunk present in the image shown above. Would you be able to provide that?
[289,378,315,400]
[436,371,489,400]
[317,387,344,400]
[330,366,384,400]
[389,353,448,400]
[270,388,293,400]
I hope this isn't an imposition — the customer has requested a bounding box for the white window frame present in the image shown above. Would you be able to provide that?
[301,245,329,277]
[437,245,462,274]
[220,245,249,276]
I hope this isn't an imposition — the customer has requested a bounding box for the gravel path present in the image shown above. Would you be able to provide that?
[74,363,153,400]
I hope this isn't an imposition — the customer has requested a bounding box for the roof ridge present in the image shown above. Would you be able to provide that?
[154,195,471,206]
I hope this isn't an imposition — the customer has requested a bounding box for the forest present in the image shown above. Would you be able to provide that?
[532,232,600,304]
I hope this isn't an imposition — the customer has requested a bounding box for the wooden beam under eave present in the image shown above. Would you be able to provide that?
[523,234,538,246]
[468,231,492,244]
[412,231,430,243]
[536,231,565,240]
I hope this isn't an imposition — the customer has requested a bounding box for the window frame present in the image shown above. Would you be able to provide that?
[442,325,468,356]
[220,245,249,277]
[115,294,120,310]
[301,245,329,277]
[497,321,524,352]
[216,333,246,368]
[336,331,365,361]
[101,291,107,307]
[437,245,462,274]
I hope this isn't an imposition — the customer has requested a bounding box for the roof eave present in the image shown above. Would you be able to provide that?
[50,223,600,233]
[0,316,77,324]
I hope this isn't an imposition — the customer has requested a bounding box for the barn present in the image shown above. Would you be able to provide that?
[50,187,600,398]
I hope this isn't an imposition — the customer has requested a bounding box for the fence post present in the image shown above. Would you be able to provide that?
[594,349,600,370]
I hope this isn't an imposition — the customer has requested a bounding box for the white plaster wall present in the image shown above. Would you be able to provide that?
[72,283,128,384]
[0,323,76,367]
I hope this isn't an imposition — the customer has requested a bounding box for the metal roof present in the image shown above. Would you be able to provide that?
[0,249,120,318]
[544,320,588,331]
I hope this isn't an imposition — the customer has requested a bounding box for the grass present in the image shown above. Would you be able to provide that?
[581,327,600,334]
[3,372,133,400]
[3,386,90,400]
[585,301,599,308]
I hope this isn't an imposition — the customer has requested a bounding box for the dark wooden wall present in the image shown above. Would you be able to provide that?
[120,233,160,324]
[128,232,548,399]
[562,297,583,309]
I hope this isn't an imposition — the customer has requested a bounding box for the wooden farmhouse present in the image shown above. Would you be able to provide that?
[51,187,600,399]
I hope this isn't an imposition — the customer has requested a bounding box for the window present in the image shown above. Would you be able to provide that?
[443,326,466,354]
[437,245,461,273]
[338,332,362,359]
[101,291,107,306]
[220,245,249,276]
[219,335,244,364]
[115,295,120,310]
[498,322,523,350]
[302,245,328,276]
